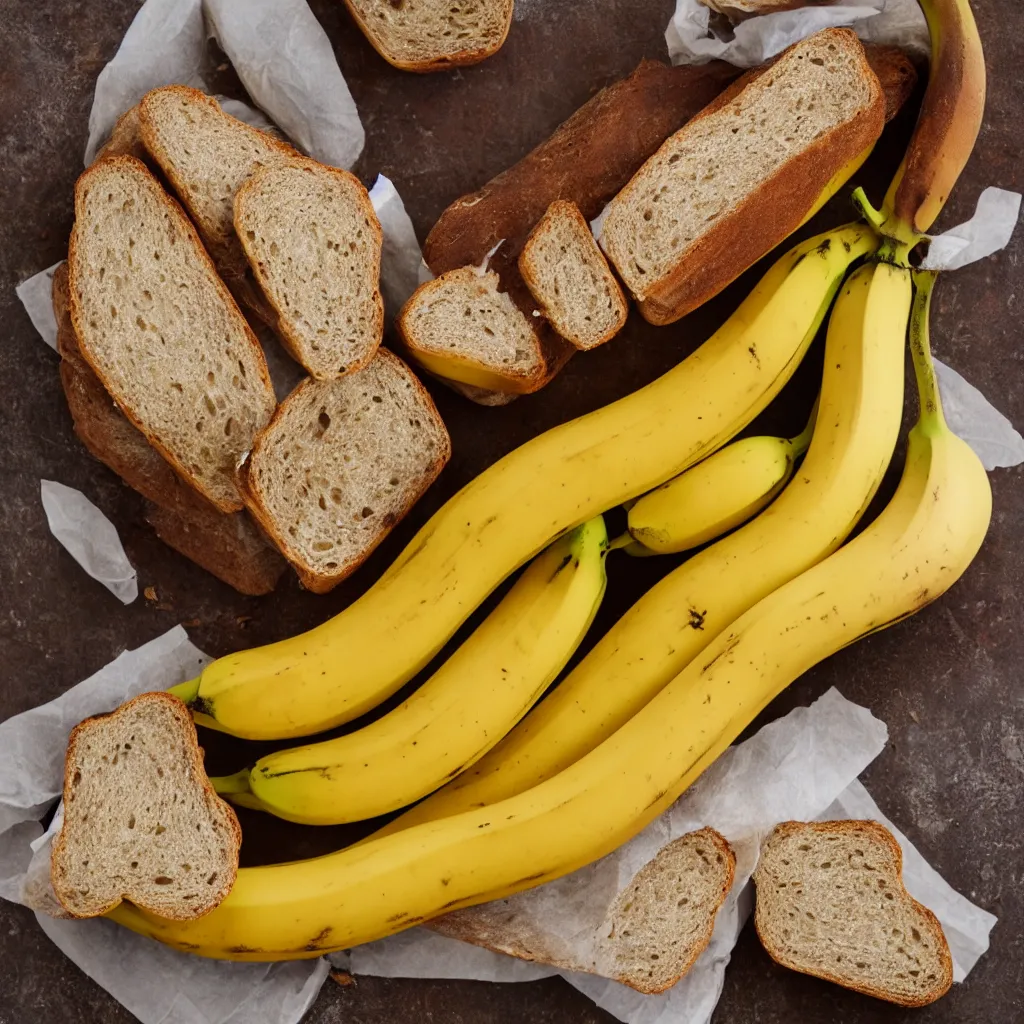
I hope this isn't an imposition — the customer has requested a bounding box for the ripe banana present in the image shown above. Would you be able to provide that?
[111,270,989,960]
[210,518,608,826]
[364,248,912,839]
[625,405,816,555]
[170,222,875,740]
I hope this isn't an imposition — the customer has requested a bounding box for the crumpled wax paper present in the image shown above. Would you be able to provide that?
[921,187,1024,272]
[85,0,362,168]
[666,0,928,68]
[0,626,331,1024]
[345,689,996,1024]
[39,481,139,605]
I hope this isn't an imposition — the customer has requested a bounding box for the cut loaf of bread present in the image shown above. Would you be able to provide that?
[519,200,628,351]
[243,350,451,592]
[431,827,735,994]
[68,156,276,513]
[600,28,885,326]
[234,161,384,380]
[753,820,953,1007]
[342,0,514,72]
[53,262,286,596]
[51,692,241,920]
[398,268,547,394]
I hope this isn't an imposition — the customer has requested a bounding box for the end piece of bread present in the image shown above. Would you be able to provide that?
[243,350,451,592]
[430,828,735,995]
[601,28,885,326]
[234,161,384,380]
[398,268,548,394]
[753,820,953,1007]
[342,0,514,72]
[51,692,241,921]
[519,200,628,351]
[68,156,277,513]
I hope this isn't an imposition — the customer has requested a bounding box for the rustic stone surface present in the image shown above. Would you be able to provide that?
[1,1,1021,1021]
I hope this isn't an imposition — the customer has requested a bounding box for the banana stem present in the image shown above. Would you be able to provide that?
[210,769,253,797]
[167,677,200,704]
[851,187,886,233]
[909,269,948,434]
[789,393,820,457]
[607,533,636,552]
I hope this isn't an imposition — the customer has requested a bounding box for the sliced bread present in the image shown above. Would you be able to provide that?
[53,263,286,596]
[233,161,384,380]
[51,692,241,921]
[96,106,150,163]
[431,828,735,994]
[242,350,451,592]
[342,0,514,72]
[519,200,628,351]
[600,28,886,326]
[68,156,277,513]
[398,268,547,394]
[753,820,953,1007]
[702,0,839,19]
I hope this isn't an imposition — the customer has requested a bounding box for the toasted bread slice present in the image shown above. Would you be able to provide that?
[67,156,276,513]
[242,350,451,592]
[51,692,241,921]
[234,161,384,380]
[342,0,514,72]
[601,29,885,326]
[519,200,628,351]
[431,828,735,994]
[753,820,953,1007]
[53,263,286,596]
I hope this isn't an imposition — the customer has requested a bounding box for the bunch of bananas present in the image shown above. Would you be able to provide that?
[119,0,988,961]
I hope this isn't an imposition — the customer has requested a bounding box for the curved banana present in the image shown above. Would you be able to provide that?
[210,519,608,826]
[170,222,876,740]
[370,248,912,838]
[111,270,989,959]
[625,404,816,556]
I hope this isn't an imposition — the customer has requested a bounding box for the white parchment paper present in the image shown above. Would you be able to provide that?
[921,187,1024,272]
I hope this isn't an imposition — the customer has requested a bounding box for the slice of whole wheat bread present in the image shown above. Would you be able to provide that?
[96,106,150,164]
[68,156,277,513]
[600,28,886,326]
[242,350,451,592]
[398,268,548,394]
[342,0,514,72]
[234,161,384,380]
[430,828,735,994]
[53,263,286,596]
[51,692,241,920]
[519,200,628,351]
[753,820,953,1007]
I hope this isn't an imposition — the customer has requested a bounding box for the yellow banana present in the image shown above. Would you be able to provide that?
[210,518,608,826]
[625,404,816,555]
[111,269,989,959]
[370,248,911,838]
[170,222,876,740]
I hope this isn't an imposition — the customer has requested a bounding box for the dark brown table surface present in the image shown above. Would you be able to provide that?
[2,1,1021,1021]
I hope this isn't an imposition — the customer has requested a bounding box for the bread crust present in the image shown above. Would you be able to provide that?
[340,0,514,72]
[753,819,954,1007]
[50,691,242,921]
[67,155,277,514]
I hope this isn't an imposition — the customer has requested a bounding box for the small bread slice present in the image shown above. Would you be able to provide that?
[68,156,276,513]
[51,692,241,921]
[753,820,953,1007]
[600,28,885,326]
[234,161,384,380]
[398,268,547,394]
[342,0,514,72]
[519,200,628,351]
[242,350,451,592]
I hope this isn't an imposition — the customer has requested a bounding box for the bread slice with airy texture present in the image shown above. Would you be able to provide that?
[753,820,953,1007]
[431,828,735,994]
[342,0,514,72]
[398,268,547,394]
[519,201,628,351]
[601,28,885,326]
[234,161,384,380]
[243,350,451,592]
[68,156,276,513]
[51,692,241,920]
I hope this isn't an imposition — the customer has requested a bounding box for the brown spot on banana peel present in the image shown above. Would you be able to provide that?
[688,607,707,631]
[303,926,334,951]
[227,944,260,954]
